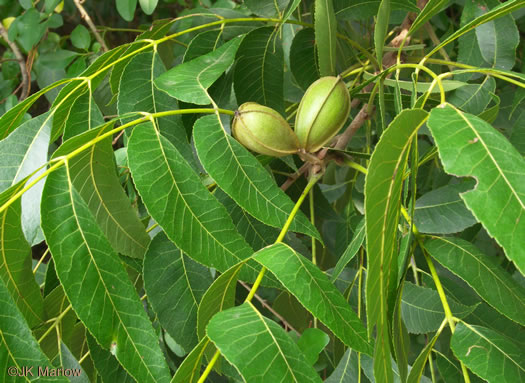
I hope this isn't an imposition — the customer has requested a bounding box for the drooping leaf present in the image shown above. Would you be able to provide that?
[234,27,285,114]
[425,237,525,326]
[365,109,428,383]
[253,243,372,355]
[427,104,525,274]
[451,323,525,383]
[207,302,322,382]
[144,232,213,352]
[315,0,338,76]
[41,165,171,383]
[0,181,44,328]
[52,127,150,259]
[155,36,242,105]
[0,277,67,382]
[413,181,478,234]
[127,122,264,282]
[193,115,321,241]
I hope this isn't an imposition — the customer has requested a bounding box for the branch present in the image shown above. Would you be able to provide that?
[73,0,108,52]
[0,23,30,100]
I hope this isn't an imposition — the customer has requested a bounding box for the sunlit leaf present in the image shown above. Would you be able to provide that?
[427,104,525,274]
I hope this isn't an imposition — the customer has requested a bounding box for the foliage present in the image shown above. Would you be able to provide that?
[1,0,525,382]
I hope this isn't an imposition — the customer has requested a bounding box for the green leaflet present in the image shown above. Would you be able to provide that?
[315,0,337,76]
[207,302,322,382]
[413,181,478,234]
[41,165,171,383]
[365,108,429,383]
[53,125,151,259]
[401,282,477,334]
[0,180,44,328]
[234,27,285,114]
[374,0,390,68]
[144,233,213,352]
[127,122,268,284]
[425,237,525,326]
[427,104,525,274]
[0,277,67,383]
[155,36,242,105]
[118,51,195,169]
[171,337,214,383]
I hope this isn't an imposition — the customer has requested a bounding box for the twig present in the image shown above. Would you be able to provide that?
[0,23,30,100]
[280,163,309,191]
[239,281,300,335]
[73,0,108,52]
